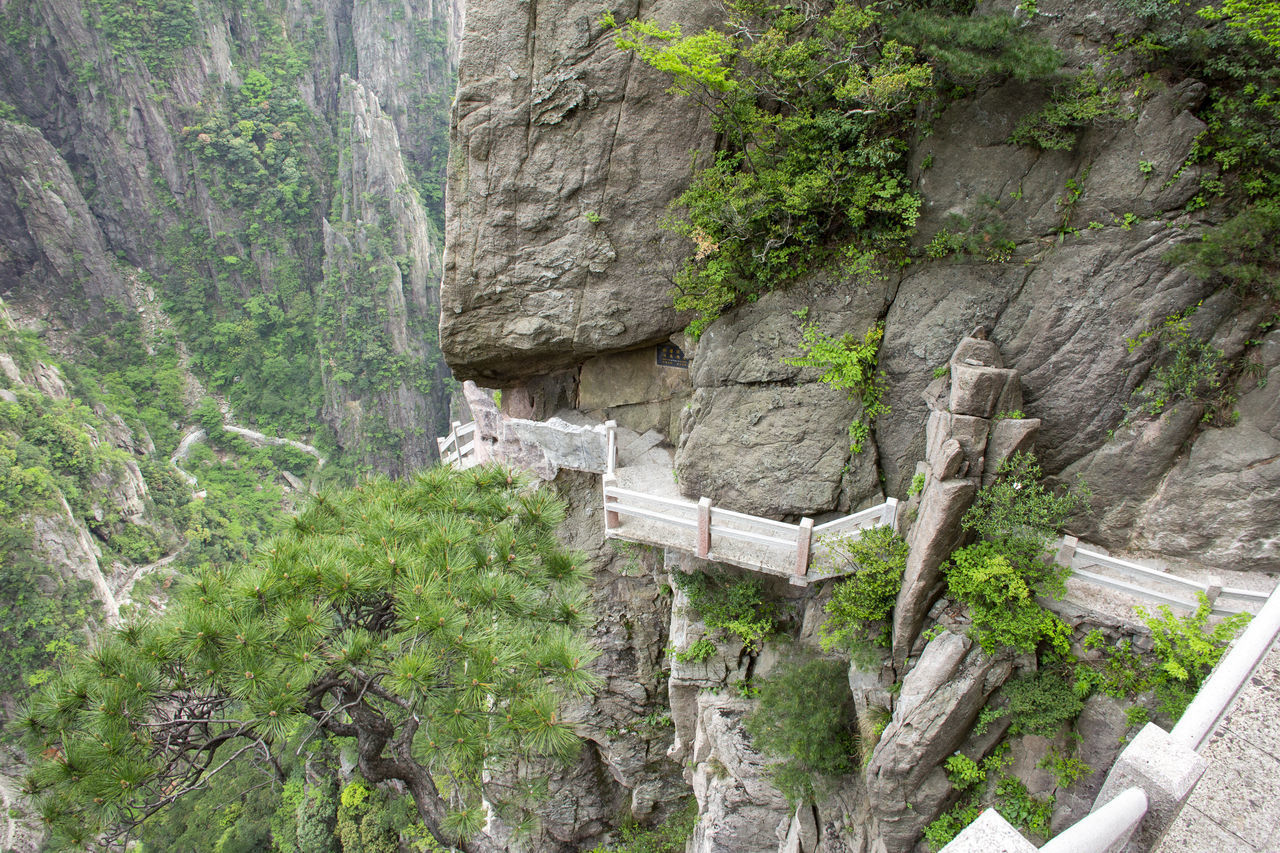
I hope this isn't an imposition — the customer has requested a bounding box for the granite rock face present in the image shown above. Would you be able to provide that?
[865,631,1013,853]
[674,282,891,518]
[440,0,720,381]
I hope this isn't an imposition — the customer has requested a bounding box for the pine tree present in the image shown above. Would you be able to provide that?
[18,464,600,851]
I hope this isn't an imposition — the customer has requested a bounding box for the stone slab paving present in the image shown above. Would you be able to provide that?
[1156,639,1280,852]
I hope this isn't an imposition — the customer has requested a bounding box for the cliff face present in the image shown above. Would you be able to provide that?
[439,0,719,381]
[443,0,1280,849]
[0,0,457,472]
[445,0,1279,571]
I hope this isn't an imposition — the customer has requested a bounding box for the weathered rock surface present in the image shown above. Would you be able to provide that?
[440,0,720,381]
[675,283,891,518]
[892,336,1038,665]
[1128,331,1280,571]
[865,631,1012,852]
[687,690,791,853]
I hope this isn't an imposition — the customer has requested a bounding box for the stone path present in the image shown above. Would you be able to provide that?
[1155,637,1280,852]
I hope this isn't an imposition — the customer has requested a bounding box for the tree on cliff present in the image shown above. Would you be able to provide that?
[18,465,600,851]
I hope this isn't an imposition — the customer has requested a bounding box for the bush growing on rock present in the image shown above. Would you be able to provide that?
[820,526,909,649]
[745,654,859,804]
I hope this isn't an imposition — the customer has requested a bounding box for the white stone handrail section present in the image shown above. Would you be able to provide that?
[1056,537,1264,616]
[602,473,899,586]
[437,420,478,467]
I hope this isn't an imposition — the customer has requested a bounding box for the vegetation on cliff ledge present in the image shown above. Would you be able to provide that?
[609,0,1060,336]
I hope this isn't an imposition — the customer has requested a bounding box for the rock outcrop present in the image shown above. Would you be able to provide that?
[440,0,720,381]
[865,631,1013,852]
[892,335,1039,666]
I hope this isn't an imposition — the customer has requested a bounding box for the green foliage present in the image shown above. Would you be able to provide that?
[21,466,601,849]
[908,472,926,496]
[993,776,1054,838]
[923,799,982,850]
[135,753,283,852]
[1165,200,1280,298]
[1076,595,1248,722]
[945,453,1085,654]
[946,453,1082,655]
[784,321,889,453]
[1137,593,1250,718]
[744,655,858,803]
[615,1,1058,336]
[1118,0,1280,289]
[588,798,698,853]
[674,636,717,663]
[946,542,1071,654]
[1124,307,1230,423]
[1000,670,1085,737]
[1037,747,1092,788]
[673,570,776,652]
[269,775,340,853]
[1009,73,1134,150]
[84,0,199,75]
[820,527,909,648]
[962,452,1085,560]
[943,754,985,789]
[1199,0,1280,53]
[336,777,399,853]
[1075,631,1150,699]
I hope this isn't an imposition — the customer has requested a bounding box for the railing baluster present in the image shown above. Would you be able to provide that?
[697,497,712,558]
[794,517,814,582]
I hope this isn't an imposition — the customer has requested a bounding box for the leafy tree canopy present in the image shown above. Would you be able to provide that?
[19,465,601,851]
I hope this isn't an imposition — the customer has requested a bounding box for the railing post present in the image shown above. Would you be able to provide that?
[794,517,814,582]
[603,473,619,531]
[1055,534,1079,567]
[881,497,899,531]
[697,497,712,559]
[605,420,617,476]
[1205,575,1223,608]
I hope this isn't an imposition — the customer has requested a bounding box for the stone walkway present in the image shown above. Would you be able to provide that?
[1156,637,1280,852]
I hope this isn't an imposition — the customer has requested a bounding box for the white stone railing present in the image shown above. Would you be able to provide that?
[1056,537,1265,616]
[943,577,1280,853]
[437,420,478,468]
[602,475,899,585]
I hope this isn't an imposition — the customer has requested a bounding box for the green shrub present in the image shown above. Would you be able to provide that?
[1000,670,1085,736]
[1009,73,1134,150]
[962,452,1085,564]
[923,799,982,850]
[673,570,775,652]
[1138,593,1250,719]
[674,636,717,663]
[1165,200,1280,298]
[994,776,1054,838]
[945,453,1085,655]
[1037,747,1093,788]
[784,321,889,453]
[745,655,859,803]
[589,798,698,853]
[945,542,1071,655]
[1124,307,1230,423]
[613,1,1059,336]
[820,527,909,649]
